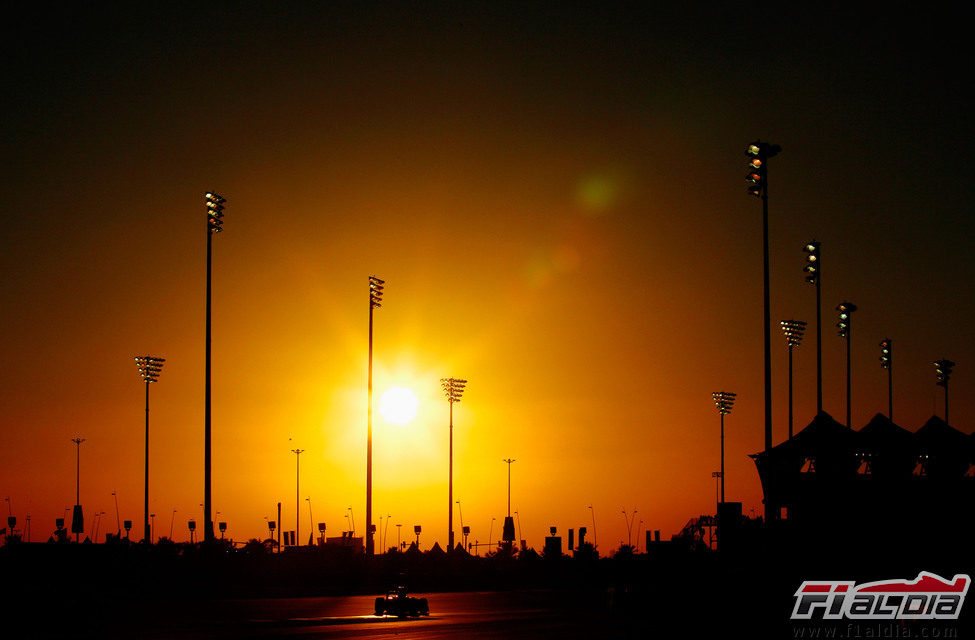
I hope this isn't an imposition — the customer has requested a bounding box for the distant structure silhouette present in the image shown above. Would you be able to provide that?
[751,411,974,550]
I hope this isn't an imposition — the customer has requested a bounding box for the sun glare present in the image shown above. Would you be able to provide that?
[379,386,419,425]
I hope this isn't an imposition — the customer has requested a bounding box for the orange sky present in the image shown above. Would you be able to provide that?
[1,4,972,549]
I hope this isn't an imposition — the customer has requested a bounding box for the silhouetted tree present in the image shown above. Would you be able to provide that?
[2,533,22,547]
[573,541,598,561]
[242,538,274,555]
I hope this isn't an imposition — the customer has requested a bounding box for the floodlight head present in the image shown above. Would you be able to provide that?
[711,391,737,415]
[369,275,385,308]
[206,191,226,234]
[744,141,779,199]
[135,355,165,383]
[879,339,892,369]
[441,377,467,403]
[780,320,807,348]
[836,302,857,337]
[745,140,781,159]
[803,241,821,285]
[934,359,955,387]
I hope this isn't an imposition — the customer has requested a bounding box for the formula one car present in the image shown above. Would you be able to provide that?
[374,586,430,617]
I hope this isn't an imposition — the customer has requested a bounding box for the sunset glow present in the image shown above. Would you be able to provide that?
[379,387,419,425]
[0,4,970,557]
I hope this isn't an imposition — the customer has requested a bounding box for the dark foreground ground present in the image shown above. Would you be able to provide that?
[2,540,971,639]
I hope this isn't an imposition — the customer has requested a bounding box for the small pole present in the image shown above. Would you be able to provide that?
[502,459,515,516]
[292,449,304,545]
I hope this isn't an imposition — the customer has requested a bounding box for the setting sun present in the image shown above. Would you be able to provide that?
[379,386,420,425]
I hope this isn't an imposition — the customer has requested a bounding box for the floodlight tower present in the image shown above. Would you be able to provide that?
[366,275,384,555]
[780,321,807,438]
[203,191,225,543]
[803,241,823,414]
[879,339,893,421]
[135,356,164,545]
[836,302,858,428]
[712,392,737,503]
[441,377,467,551]
[746,140,780,526]
[934,359,956,424]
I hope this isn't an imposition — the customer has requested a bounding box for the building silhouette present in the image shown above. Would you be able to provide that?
[751,411,974,551]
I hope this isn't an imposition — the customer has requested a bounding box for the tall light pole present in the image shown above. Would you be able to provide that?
[836,302,858,428]
[291,449,304,546]
[135,355,164,545]
[804,241,823,415]
[712,392,737,504]
[746,140,780,470]
[204,191,225,543]
[366,275,384,555]
[441,377,467,551]
[934,359,955,424]
[780,321,807,439]
[503,459,515,515]
[880,339,893,421]
[71,437,85,542]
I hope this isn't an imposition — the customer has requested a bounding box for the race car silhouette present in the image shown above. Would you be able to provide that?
[374,586,430,617]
